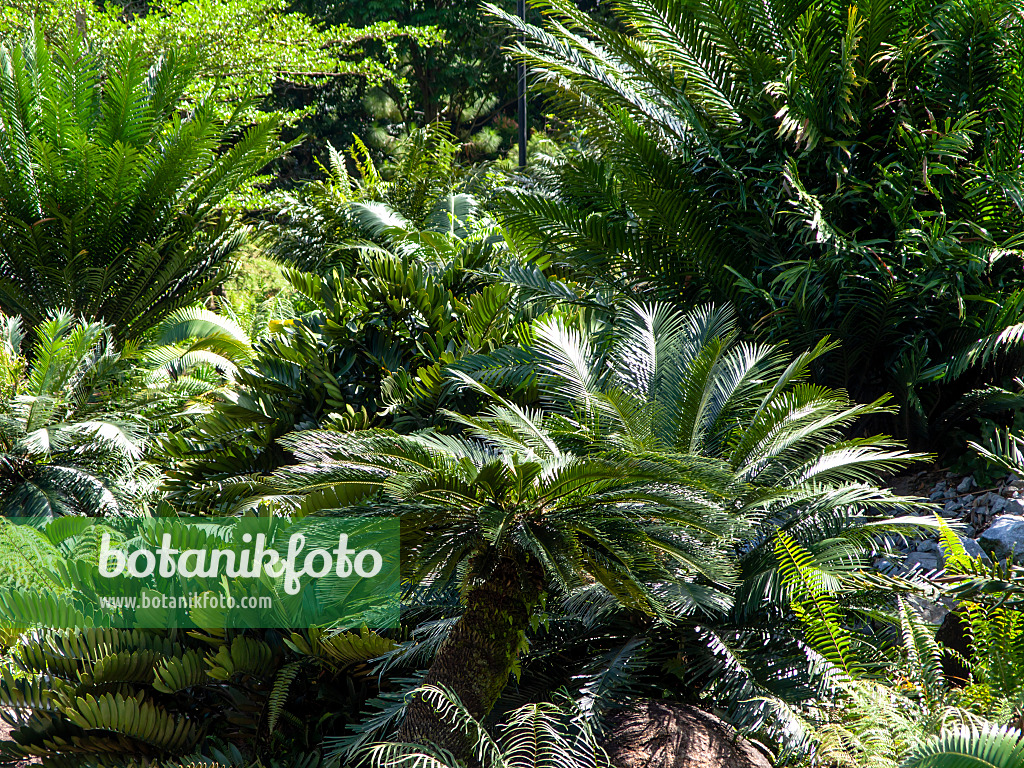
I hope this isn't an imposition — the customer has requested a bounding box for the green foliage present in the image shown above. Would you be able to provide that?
[159,129,530,512]
[0,26,287,341]
[265,125,478,272]
[286,0,530,160]
[904,726,1024,768]
[255,301,929,752]
[492,0,1024,450]
[0,0,441,127]
[0,312,152,518]
[0,625,393,766]
[491,300,936,742]
[358,685,610,768]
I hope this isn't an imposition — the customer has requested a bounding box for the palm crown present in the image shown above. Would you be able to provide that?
[0,312,148,517]
[264,301,922,753]
[271,386,749,750]
[0,27,285,341]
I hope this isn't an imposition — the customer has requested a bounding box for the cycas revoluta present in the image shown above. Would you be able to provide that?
[0,26,287,341]
[0,312,148,518]
[259,302,924,755]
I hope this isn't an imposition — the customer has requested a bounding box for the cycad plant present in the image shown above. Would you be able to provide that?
[265,125,472,273]
[0,27,286,341]
[464,301,926,738]
[490,0,1024,448]
[160,173,529,512]
[0,312,148,517]
[360,686,610,768]
[260,302,923,754]
[268,402,746,755]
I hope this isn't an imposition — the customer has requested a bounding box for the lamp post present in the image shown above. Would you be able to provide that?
[517,0,527,169]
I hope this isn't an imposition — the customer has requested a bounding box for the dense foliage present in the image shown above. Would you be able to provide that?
[0,28,285,339]
[494,0,1024,451]
[2,2,1024,768]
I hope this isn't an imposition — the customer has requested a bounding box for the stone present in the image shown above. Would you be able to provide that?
[957,476,975,493]
[979,515,1024,564]
[907,595,951,625]
[942,499,963,518]
[917,540,940,554]
[904,552,941,572]
[944,489,958,500]
[929,489,946,502]
[985,493,1007,514]
[1004,498,1024,516]
[603,700,773,768]
[964,525,977,538]
[873,557,896,572]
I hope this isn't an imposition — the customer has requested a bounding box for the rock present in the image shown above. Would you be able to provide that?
[979,515,1024,563]
[603,700,773,768]
[942,499,963,518]
[964,525,976,538]
[957,476,975,493]
[984,493,1007,514]
[929,489,946,502]
[907,595,950,625]
[1004,498,1024,516]
[944,489,958,500]
[917,539,940,554]
[873,557,896,572]
[904,552,941,572]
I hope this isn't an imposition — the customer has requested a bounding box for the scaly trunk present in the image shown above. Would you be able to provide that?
[397,557,542,755]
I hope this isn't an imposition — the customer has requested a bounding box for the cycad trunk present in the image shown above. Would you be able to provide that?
[397,557,542,755]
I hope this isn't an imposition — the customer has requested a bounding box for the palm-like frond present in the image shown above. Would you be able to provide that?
[0,312,150,517]
[0,29,286,341]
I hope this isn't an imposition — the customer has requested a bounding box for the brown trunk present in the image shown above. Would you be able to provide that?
[397,557,542,756]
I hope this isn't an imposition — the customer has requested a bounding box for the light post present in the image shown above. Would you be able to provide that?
[517,0,527,169]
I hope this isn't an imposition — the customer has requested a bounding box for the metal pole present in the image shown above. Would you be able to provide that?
[517,0,527,169]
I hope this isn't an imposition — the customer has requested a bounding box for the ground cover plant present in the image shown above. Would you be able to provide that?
[3,2,1024,768]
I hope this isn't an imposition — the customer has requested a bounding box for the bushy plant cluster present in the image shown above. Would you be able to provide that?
[2,3,1024,767]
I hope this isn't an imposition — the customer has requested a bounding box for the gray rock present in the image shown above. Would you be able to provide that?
[1005,498,1024,516]
[979,515,1024,564]
[944,489,958,500]
[957,476,975,493]
[964,525,977,537]
[874,557,896,572]
[930,489,946,502]
[904,552,941,572]
[987,494,1008,514]
[942,499,963,518]
[917,540,940,554]
[907,595,952,625]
